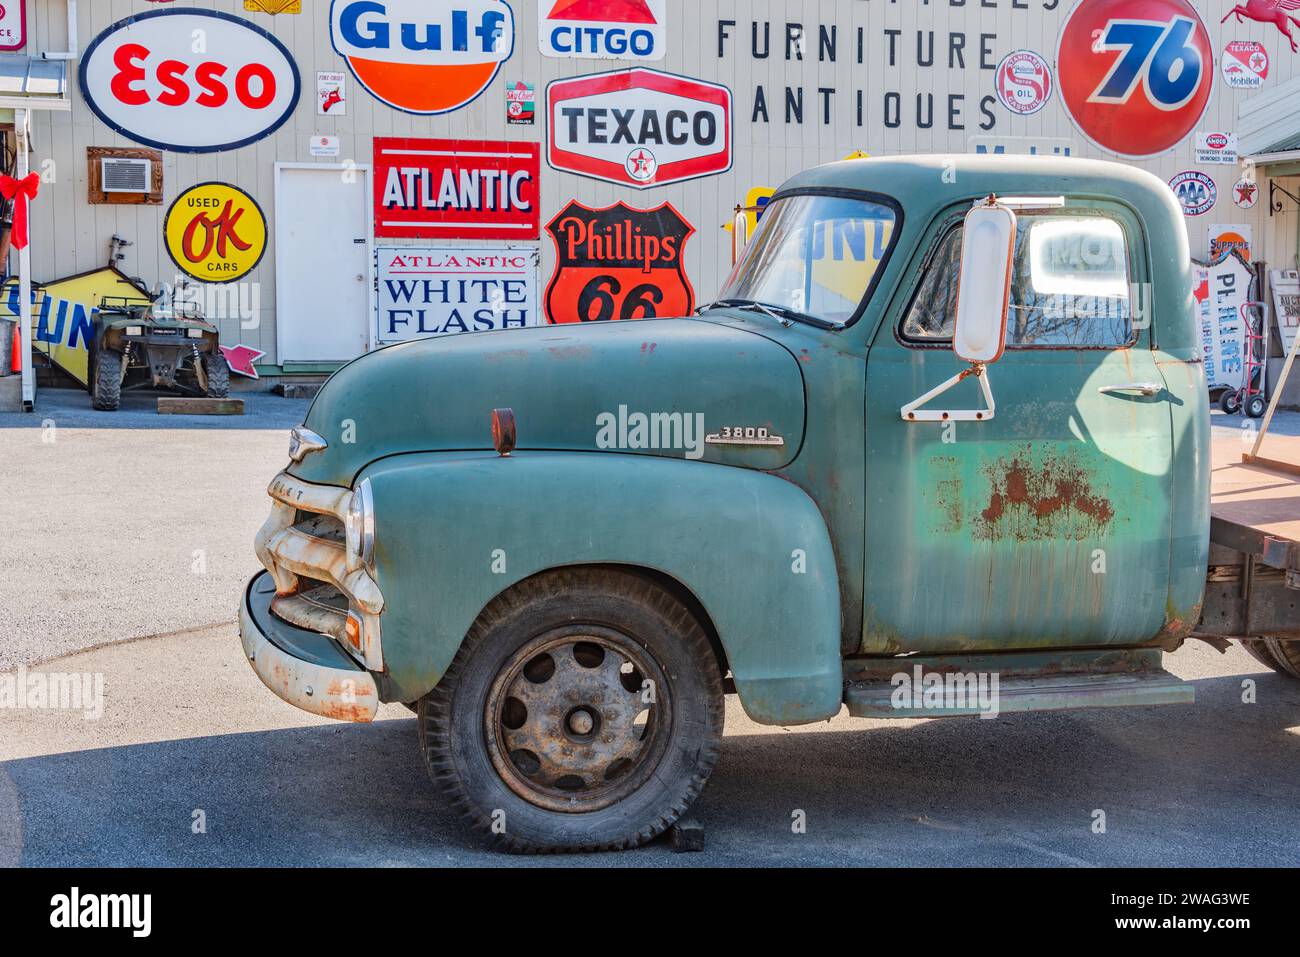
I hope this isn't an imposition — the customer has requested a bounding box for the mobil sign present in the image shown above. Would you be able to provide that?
[331,0,514,115]
[539,0,666,60]
[546,68,731,189]
[79,9,300,153]
[374,137,540,240]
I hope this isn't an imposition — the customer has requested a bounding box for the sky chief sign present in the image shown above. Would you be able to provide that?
[547,68,732,189]
[330,0,514,114]
[539,0,666,60]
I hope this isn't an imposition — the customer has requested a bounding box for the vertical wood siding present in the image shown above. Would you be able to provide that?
[21,0,1300,365]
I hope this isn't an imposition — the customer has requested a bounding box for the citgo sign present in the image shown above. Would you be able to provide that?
[1056,0,1213,158]
[80,9,300,153]
[330,0,514,115]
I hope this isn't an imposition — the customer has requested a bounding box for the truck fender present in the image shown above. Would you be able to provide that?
[361,450,843,725]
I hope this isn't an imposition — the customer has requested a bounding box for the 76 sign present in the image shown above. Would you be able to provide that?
[1058,0,1212,157]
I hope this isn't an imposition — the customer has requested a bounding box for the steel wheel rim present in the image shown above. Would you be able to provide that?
[485,627,671,813]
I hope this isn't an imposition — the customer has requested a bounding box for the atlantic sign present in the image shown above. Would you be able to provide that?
[546,69,732,188]
[330,0,514,114]
[79,9,300,153]
[374,137,540,240]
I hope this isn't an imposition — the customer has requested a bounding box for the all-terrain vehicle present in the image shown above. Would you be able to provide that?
[88,282,230,411]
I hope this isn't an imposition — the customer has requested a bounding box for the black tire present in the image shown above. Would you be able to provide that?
[1245,394,1267,419]
[203,351,231,398]
[1220,389,1241,415]
[1240,638,1300,679]
[419,568,724,853]
[91,349,122,411]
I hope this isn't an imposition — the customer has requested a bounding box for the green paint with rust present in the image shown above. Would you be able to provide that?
[287,154,1208,724]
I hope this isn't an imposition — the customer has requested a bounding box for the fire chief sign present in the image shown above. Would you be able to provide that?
[377,246,540,342]
[545,200,694,324]
[546,68,732,188]
[374,138,540,240]
[1056,0,1213,157]
[164,183,268,283]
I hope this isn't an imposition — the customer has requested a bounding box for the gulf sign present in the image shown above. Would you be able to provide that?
[374,138,540,240]
[79,9,300,153]
[330,0,514,115]
[1056,0,1212,157]
[546,69,732,189]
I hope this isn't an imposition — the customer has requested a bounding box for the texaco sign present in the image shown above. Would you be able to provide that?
[546,68,732,188]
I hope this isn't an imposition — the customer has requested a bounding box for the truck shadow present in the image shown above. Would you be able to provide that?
[0,387,309,431]
[3,671,1298,867]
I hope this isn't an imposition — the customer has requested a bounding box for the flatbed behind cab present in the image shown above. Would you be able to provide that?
[1198,430,1300,647]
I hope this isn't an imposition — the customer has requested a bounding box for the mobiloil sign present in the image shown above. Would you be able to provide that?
[331,0,515,114]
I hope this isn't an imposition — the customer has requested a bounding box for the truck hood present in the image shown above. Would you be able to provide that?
[289,318,806,487]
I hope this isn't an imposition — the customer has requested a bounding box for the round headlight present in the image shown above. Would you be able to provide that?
[345,478,376,574]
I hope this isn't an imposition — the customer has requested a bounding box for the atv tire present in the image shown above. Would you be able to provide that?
[91,349,123,411]
[203,351,231,399]
[418,568,724,853]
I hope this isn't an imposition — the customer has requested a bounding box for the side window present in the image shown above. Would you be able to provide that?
[901,213,1134,348]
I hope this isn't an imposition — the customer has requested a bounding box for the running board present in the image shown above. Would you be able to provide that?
[844,649,1194,719]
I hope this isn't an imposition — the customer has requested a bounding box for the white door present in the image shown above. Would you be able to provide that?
[275,165,371,362]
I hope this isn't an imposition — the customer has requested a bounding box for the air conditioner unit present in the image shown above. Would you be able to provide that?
[101,157,151,194]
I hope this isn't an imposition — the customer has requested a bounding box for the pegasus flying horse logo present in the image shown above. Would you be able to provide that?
[1222,0,1300,53]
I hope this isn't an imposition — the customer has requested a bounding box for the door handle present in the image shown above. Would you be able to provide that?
[1098,382,1163,396]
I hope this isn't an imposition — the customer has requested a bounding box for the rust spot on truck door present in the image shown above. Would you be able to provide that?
[976,454,1115,541]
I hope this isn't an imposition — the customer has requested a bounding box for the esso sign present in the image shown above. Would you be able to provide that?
[1056,0,1213,157]
[80,9,300,153]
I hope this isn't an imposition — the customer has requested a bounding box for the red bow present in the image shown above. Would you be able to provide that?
[0,173,40,251]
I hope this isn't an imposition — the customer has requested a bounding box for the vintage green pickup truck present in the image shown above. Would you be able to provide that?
[240,155,1300,852]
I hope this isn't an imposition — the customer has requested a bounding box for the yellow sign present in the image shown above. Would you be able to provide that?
[244,0,302,12]
[2,268,151,385]
[164,182,268,284]
[724,186,775,237]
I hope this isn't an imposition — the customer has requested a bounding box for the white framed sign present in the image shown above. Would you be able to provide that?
[1194,251,1252,390]
[1271,268,1300,357]
[0,2,26,51]
[376,246,541,343]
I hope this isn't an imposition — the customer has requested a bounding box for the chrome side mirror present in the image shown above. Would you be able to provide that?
[901,197,1016,422]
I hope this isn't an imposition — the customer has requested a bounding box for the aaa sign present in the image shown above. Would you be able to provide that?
[165,183,268,284]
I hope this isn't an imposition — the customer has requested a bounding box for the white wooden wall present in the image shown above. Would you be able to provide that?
[21,0,1300,367]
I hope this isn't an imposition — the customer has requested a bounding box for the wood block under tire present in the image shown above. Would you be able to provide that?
[157,397,244,415]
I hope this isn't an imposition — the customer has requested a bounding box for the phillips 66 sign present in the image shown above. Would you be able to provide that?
[80,9,301,153]
[1056,0,1213,158]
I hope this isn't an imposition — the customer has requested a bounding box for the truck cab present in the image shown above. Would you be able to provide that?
[238,155,1295,852]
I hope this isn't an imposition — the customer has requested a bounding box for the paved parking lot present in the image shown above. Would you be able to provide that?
[2,387,1299,866]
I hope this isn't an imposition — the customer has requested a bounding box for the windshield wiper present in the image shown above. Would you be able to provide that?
[697,298,837,330]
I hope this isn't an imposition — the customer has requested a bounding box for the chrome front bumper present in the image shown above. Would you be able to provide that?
[254,471,385,671]
[240,572,379,722]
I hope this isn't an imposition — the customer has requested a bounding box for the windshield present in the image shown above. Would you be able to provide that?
[717,193,897,326]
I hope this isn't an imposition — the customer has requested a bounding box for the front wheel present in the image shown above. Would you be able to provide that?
[419,568,724,853]
[1240,638,1300,679]
[1245,394,1267,418]
[203,351,230,398]
[91,349,123,411]
[1220,389,1241,415]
